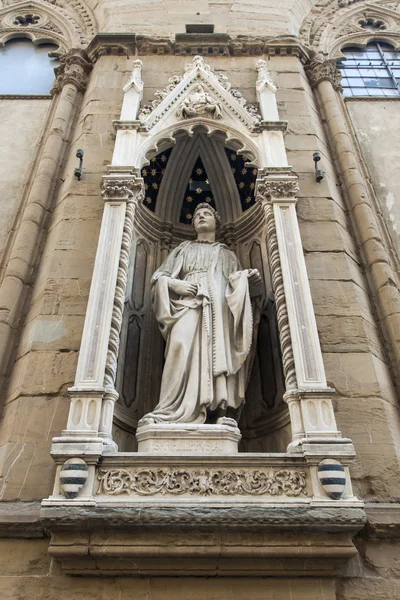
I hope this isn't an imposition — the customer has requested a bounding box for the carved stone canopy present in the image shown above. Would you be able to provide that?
[138,54,261,132]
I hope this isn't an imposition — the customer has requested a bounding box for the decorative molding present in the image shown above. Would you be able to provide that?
[305,58,343,90]
[257,186,297,390]
[87,33,307,62]
[103,193,141,395]
[257,178,300,199]
[51,48,92,94]
[97,467,308,497]
[101,178,144,202]
[99,177,144,445]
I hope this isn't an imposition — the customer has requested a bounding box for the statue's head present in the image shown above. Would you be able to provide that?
[193,203,221,234]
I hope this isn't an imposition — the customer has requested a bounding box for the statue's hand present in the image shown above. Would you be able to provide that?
[168,279,198,297]
[247,269,262,286]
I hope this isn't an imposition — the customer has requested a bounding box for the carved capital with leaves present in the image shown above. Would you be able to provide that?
[257,178,300,201]
[305,58,342,91]
[51,49,92,95]
[101,177,144,202]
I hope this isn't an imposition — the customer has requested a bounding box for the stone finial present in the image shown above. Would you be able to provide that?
[51,49,92,95]
[185,54,211,73]
[256,59,276,93]
[123,59,143,93]
[305,57,343,91]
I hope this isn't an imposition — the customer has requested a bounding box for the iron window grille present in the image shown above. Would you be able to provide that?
[337,42,400,97]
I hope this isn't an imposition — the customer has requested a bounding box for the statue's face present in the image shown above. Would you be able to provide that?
[193,206,216,234]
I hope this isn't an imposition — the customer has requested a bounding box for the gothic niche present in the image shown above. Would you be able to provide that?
[113,129,290,453]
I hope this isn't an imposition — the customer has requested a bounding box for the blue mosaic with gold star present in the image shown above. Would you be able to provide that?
[140,146,257,220]
[225,148,257,211]
[141,147,172,211]
[179,156,217,224]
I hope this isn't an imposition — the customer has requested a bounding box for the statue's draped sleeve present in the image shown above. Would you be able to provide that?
[151,242,193,340]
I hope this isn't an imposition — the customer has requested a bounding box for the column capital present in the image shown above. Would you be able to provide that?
[256,176,300,202]
[101,176,144,202]
[51,49,92,95]
[305,57,342,91]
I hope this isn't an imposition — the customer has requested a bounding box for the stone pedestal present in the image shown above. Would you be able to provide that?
[136,423,241,454]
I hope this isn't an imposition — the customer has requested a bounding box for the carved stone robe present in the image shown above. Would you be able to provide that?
[143,240,255,424]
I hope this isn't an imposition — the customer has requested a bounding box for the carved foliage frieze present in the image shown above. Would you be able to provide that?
[97,467,308,497]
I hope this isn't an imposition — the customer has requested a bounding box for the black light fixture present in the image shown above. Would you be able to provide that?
[74,149,84,181]
[313,151,324,183]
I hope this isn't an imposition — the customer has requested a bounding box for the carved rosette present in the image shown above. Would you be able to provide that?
[51,49,92,95]
[257,178,298,390]
[305,58,343,91]
[97,467,307,497]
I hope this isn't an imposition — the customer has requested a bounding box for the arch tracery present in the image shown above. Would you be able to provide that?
[300,0,400,58]
[0,0,97,51]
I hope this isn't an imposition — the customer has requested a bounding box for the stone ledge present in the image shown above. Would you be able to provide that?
[41,505,366,577]
[40,505,366,532]
[363,503,400,539]
[0,502,44,538]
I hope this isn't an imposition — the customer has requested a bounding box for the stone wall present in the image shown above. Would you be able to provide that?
[346,99,400,259]
[0,99,50,277]
[89,0,314,37]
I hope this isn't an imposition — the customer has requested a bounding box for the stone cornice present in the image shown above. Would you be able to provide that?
[305,57,343,91]
[86,33,309,62]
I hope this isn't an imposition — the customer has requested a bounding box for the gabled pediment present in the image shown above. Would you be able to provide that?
[138,55,261,133]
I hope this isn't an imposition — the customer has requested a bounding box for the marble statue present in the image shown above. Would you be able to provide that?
[176,84,223,119]
[139,203,262,427]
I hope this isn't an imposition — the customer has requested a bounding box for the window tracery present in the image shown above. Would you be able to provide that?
[300,0,400,59]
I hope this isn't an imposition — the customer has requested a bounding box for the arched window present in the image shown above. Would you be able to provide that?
[0,38,59,95]
[337,42,400,97]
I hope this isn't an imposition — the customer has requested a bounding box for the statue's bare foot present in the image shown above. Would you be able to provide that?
[216,416,238,428]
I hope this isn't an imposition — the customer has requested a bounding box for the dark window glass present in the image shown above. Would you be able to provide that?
[338,42,400,97]
[0,38,59,95]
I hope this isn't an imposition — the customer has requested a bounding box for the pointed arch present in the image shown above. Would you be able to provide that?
[154,130,243,224]
[300,0,400,58]
[0,0,97,51]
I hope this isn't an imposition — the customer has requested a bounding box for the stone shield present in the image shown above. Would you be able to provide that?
[317,459,346,500]
[60,458,88,499]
